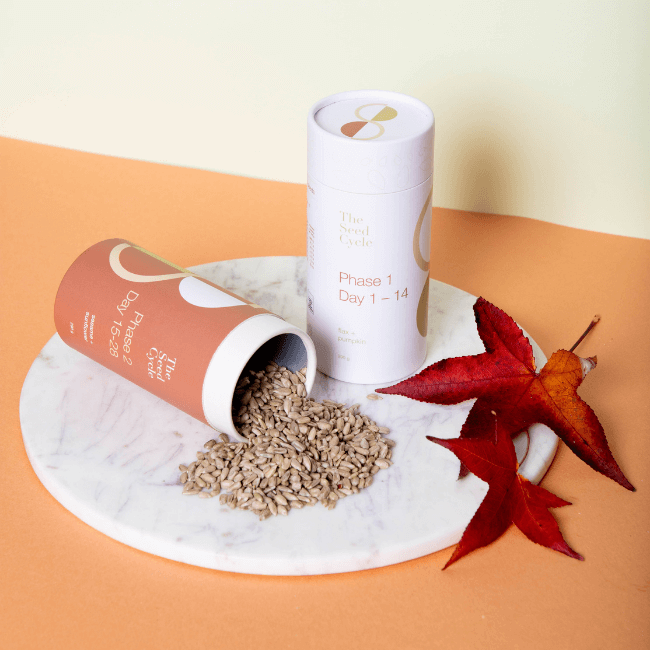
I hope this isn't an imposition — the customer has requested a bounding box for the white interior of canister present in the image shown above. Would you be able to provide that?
[242,332,310,375]
[202,314,317,439]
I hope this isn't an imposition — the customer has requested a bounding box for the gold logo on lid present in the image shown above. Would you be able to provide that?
[341,104,398,140]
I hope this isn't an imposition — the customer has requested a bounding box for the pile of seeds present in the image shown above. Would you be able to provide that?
[179,362,395,520]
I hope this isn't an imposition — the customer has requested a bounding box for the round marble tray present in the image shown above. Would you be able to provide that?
[20,256,558,575]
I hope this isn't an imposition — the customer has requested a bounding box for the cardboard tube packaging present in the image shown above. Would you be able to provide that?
[54,239,316,438]
[307,90,434,384]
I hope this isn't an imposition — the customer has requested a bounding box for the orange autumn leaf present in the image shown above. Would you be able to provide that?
[377,297,634,491]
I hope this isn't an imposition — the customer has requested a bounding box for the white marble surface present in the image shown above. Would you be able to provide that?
[20,256,558,575]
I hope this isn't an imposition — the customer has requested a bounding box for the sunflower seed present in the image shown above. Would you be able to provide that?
[179,364,394,518]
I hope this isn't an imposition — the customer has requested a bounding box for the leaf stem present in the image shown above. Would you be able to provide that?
[569,315,601,353]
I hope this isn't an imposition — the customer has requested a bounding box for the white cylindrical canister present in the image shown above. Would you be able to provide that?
[307,90,434,384]
[54,239,316,440]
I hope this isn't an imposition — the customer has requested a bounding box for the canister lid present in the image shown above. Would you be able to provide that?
[308,90,434,194]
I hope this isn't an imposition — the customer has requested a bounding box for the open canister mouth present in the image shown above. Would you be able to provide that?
[202,314,317,440]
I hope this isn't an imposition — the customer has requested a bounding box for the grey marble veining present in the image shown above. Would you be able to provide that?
[20,257,557,575]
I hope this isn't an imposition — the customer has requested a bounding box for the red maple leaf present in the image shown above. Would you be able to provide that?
[377,297,634,491]
[428,402,583,569]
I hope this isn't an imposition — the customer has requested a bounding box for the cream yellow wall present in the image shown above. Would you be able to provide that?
[1,1,648,239]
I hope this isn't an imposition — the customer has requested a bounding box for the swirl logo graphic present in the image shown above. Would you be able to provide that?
[109,243,195,283]
[340,104,398,140]
[109,243,247,309]
[413,188,433,338]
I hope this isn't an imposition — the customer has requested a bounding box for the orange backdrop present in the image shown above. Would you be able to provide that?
[1,136,648,649]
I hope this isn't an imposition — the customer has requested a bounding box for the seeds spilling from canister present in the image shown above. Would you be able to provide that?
[179,362,394,520]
